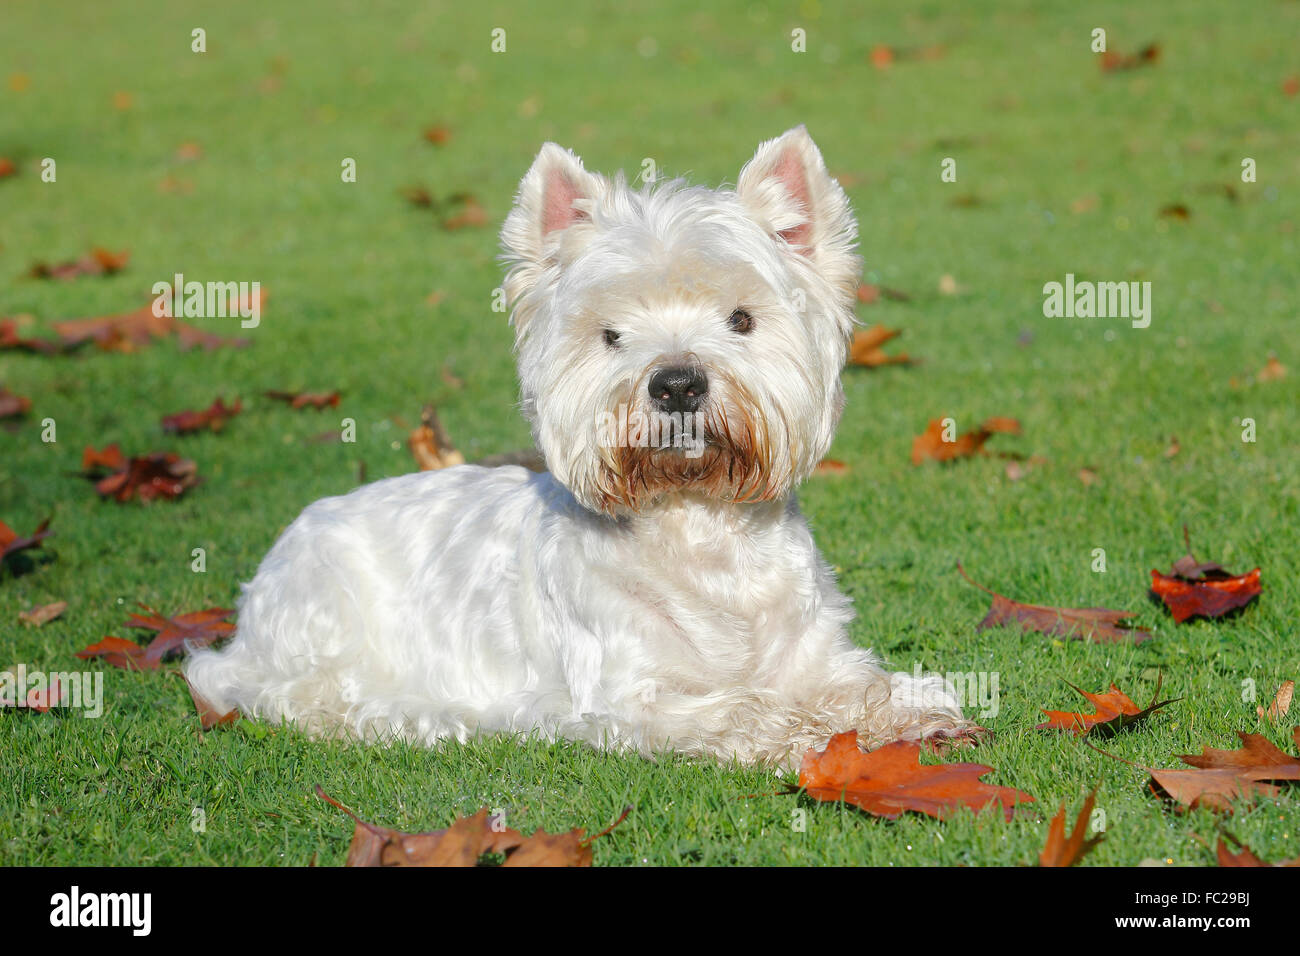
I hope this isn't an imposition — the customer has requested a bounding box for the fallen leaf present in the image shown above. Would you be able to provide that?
[1163,436,1180,459]
[1100,43,1161,72]
[847,324,912,368]
[409,404,465,471]
[0,676,64,712]
[0,516,53,568]
[175,142,203,161]
[1039,788,1103,866]
[265,389,340,410]
[911,416,1021,465]
[1216,835,1300,867]
[1158,203,1190,221]
[796,731,1034,821]
[0,317,70,354]
[19,600,67,626]
[29,247,129,280]
[0,157,17,178]
[423,125,452,145]
[1150,552,1261,623]
[0,386,31,418]
[186,678,237,730]
[1148,728,1300,812]
[315,786,627,866]
[76,605,234,670]
[1283,74,1300,98]
[162,397,242,434]
[870,45,894,70]
[959,562,1151,643]
[441,195,488,231]
[813,458,849,476]
[84,449,200,502]
[1037,675,1178,735]
[855,283,910,304]
[1077,467,1099,486]
[1257,680,1294,721]
[1257,355,1286,382]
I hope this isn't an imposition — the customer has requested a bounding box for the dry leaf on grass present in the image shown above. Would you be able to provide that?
[162,397,242,434]
[185,677,238,730]
[82,446,200,502]
[959,563,1151,643]
[76,605,234,670]
[1149,528,1261,623]
[0,386,31,418]
[1039,789,1103,867]
[0,516,53,568]
[911,416,1020,465]
[1258,680,1294,721]
[1216,835,1300,867]
[315,785,629,867]
[265,389,340,410]
[19,601,67,627]
[847,324,912,368]
[1145,728,1300,812]
[795,731,1033,821]
[29,247,129,280]
[813,458,849,476]
[1037,675,1178,736]
[1100,44,1161,72]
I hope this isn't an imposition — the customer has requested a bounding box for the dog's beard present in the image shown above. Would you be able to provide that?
[592,373,781,514]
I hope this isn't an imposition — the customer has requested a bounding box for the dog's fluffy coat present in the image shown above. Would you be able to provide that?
[184,127,968,766]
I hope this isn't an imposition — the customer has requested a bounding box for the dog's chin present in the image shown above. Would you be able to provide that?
[593,435,776,514]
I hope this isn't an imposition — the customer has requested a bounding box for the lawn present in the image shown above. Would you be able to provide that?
[1,0,1297,866]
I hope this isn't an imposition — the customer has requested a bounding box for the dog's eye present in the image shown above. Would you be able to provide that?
[603,329,621,348]
[728,309,755,334]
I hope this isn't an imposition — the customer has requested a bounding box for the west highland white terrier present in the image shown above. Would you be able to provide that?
[184,127,970,766]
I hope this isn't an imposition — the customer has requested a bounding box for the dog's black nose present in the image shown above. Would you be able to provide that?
[648,366,708,414]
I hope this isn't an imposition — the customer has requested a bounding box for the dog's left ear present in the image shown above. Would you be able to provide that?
[737,126,859,298]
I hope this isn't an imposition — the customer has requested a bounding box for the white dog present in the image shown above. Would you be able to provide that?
[184,127,969,766]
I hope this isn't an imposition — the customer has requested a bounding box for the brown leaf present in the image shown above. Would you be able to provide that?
[958,563,1151,643]
[423,125,452,146]
[0,676,65,712]
[1158,203,1190,221]
[75,635,149,670]
[441,196,488,231]
[0,157,16,178]
[1148,728,1300,812]
[1257,355,1286,382]
[1100,43,1161,72]
[1150,569,1261,623]
[911,417,1020,465]
[0,317,70,354]
[0,516,53,567]
[0,386,31,418]
[797,731,1034,821]
[847,324,912,368]
[1216,836,1300,867]
[86,451,200,502]
[409,404,465,471]
[855,283,910,304]
[161,397,242,434]
[19,600,67,627]
[186,678,238,731]
[1039,788,1103,866]
[1037,675,1177,735]
[1258,680,1295,721]
[315,786,623,867]
[30,247,130,280]
[265,389,340,410]
[813,458,849,476]
[125,605,235,666]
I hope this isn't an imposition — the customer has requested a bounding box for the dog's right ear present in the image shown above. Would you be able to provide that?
[500,143,604,270]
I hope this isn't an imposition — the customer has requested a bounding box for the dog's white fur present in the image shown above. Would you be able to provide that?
[184,127,968,766]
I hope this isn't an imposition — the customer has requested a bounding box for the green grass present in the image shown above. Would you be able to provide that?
[2,0,1297,866]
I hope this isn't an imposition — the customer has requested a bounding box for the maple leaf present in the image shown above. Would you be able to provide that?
[161,397,242,434]
[0,676,64,712]
[1149,528,1262,622]
[847,324,913,368]
[1038,788,1103,867]
[0,386,31,419]
[958,563,1151,644]
[1147,728,1300,812]
[315,786,629,867]
[265,389,341,410]
[0,516,53,568]
[19,600,67,627]
[1216,835,1300,867]
[911,416,1020,465]
[1037,675,1178,736]
[30,247,129,280]
[83,449,200,502]
[409,404,465,471]
[75,605,234,670]
[1,318,71,354]
[796,731,1034,821]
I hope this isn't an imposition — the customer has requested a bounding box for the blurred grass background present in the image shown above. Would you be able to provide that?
[1,0,1297,865]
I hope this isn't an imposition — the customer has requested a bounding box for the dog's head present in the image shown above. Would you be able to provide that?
[500,127,860,516]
